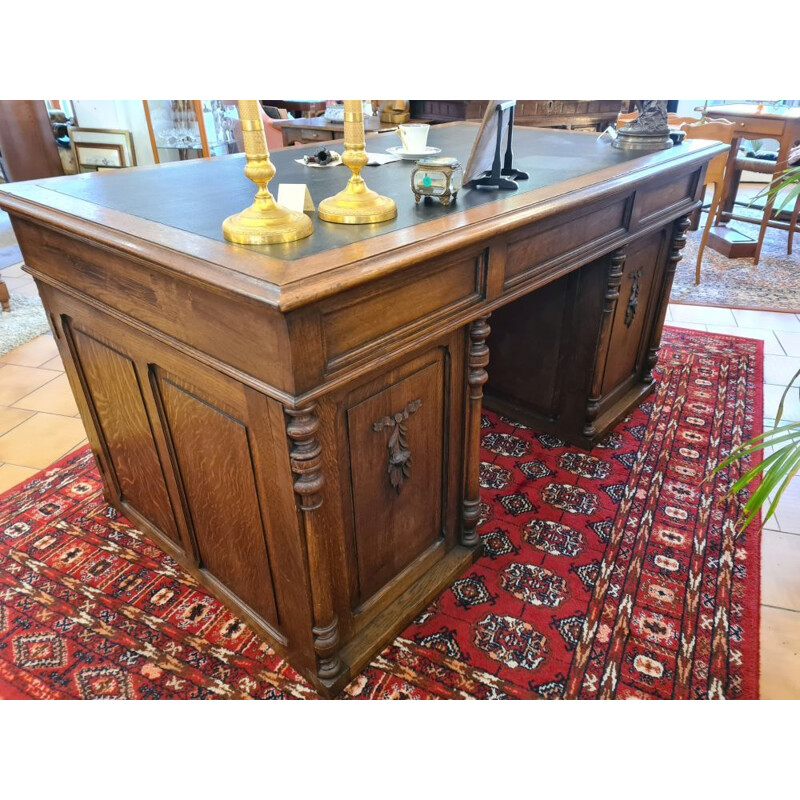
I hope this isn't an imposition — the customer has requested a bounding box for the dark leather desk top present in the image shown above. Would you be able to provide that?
[0,123,724,310]
[6,125,712,261]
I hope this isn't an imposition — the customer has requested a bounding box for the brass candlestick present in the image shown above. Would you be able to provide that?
[318,100,397,224]
[222,100,312,245]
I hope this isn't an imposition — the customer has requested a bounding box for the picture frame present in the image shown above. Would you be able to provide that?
[69,127,136,171]
[73,142,126,171]
[464,100,515,184]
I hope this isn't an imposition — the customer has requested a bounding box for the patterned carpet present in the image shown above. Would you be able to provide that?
[673,208,800,312]
[0,328,763,699]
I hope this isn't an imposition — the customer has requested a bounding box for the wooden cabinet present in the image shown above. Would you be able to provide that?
[487,224,682,449]
[1,123,722,696]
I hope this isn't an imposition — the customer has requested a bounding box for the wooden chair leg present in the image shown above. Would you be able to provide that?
[696,182,722,285]
[788,194,800,256]
[0,275,10,312]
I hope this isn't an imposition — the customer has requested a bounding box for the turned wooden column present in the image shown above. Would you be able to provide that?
[644,214,691,383]
[285,404,342,682]
[583,248,626,439]
[461,315,491,547]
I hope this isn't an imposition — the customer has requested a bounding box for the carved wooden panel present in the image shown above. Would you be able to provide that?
[345,357,447,604]
[68,324,180,545]
[156,371,280,628]
[600,230,666,397]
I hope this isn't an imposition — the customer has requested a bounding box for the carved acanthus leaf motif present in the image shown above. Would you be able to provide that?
[625,268,643,328]
[372,399,422,494]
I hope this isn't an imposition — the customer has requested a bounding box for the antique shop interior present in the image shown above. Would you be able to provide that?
[0,95,799,712]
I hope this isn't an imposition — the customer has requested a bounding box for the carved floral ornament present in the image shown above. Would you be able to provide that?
[372,399,422,493]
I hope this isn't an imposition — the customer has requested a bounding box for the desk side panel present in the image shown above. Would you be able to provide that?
[13,216,296,395]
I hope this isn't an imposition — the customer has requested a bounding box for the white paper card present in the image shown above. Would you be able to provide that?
[277,183,315,213]
[365,151,402,166]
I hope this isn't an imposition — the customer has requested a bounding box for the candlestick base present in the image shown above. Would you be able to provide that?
[223,199,313,245]
[318,178,397,225]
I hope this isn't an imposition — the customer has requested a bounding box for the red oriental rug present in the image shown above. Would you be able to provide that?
[0,328,763,700]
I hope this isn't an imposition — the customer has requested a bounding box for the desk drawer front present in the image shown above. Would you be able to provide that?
[635,170,699,226]
[322,250,485,373]
[733,119,784,137]
[504,198,629,287]
[286,129,335,145]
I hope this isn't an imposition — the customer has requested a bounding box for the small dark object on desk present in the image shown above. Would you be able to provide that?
[669,130,686,146]
[304,147,334,165]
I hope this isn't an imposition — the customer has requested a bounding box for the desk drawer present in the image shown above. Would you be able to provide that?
[505,198,629,288]
[730,118,785,137]
[321,249,486,373]
[286,128,335,145]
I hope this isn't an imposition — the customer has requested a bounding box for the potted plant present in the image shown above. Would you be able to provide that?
[717,369,800,530]
[717,152,800,529]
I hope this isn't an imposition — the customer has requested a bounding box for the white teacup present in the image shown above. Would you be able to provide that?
[397,123,430,152]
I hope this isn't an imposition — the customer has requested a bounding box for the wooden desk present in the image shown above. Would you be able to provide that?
[704,103,800,262]
[0,124,722,696]
[272,115,405,147]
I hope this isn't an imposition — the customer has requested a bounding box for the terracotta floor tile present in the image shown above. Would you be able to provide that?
[0,406,35,437]
[760,606,800,699]
[13,373,79,416]
[704,325,784,356]
[764,354,800,387]
[0,412,87,469]
[732,308,800,331]
[38,355,64,372]
[0,334,59,368]
[0,262,26,279]
[1,275,31,293]
[772,479,800,535]
[0,364,59,406]
[669,304,737,326]
[764,384,800,422]
[0,463,38,495]
[776,330,800,357]
[762,529,800,611]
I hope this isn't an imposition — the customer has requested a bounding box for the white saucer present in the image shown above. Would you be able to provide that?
[386,145,442,161]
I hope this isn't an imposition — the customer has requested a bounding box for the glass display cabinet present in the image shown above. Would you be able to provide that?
[143,100,243,163]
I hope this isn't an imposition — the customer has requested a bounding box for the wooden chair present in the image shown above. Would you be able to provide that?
[735,147,800,256]
[680,120,737,283]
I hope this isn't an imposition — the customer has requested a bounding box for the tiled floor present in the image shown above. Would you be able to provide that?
[1,263,799,697]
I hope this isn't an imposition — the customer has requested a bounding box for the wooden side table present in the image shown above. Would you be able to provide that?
[704,103,800,263]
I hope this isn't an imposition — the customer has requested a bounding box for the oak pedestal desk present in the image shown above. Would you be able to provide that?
[0,124,723,697]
